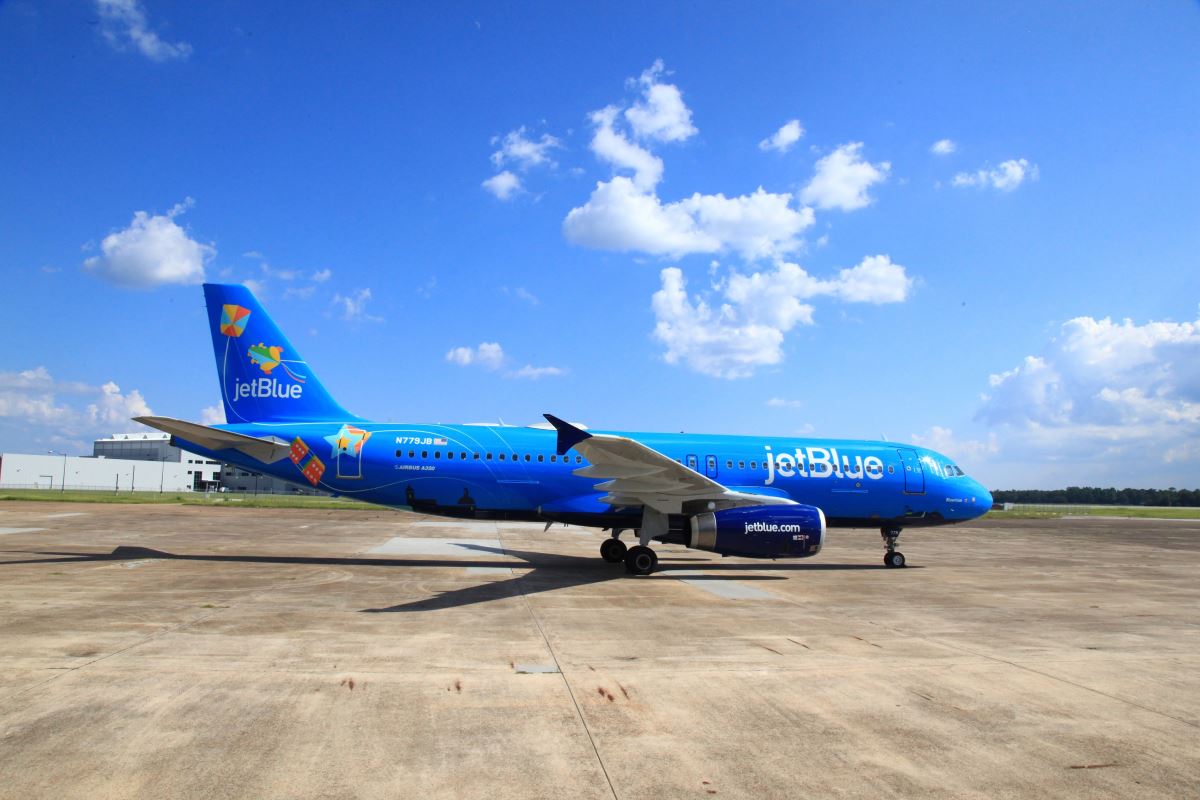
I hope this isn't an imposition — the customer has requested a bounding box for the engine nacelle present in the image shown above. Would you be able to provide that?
[689,504,826,559]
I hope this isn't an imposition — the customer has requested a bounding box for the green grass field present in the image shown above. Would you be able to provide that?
[988,506,1200,520]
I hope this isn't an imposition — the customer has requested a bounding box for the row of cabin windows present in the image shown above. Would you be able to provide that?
[393,450,890,475]
[396,449,583,464]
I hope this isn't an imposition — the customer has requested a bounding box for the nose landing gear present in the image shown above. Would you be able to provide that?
[881,527,906,568]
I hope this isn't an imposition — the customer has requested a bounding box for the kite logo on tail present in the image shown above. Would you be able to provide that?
[247,343,307,383]
[221,305,250,337]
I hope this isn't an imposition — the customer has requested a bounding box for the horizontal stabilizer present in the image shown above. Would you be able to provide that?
[134,416,291,464]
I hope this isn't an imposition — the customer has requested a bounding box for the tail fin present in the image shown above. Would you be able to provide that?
[203,283,358,424]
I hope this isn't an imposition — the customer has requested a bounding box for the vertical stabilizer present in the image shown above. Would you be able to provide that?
[203,283,357,424]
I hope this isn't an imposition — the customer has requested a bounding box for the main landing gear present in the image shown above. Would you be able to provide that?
[599,523,661,575]
[600,531,627,563]
[881,527,906,568]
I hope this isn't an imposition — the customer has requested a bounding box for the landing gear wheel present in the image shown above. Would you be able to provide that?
[624,545,658,575]
[600,538,628,563]
[884,551,906,568]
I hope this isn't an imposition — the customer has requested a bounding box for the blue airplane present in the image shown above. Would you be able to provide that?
[136,284,992,575]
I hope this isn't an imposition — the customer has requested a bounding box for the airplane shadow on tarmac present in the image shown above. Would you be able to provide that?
[0,543,911,613]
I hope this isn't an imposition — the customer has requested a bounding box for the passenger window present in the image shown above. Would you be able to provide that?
[499,453,506,460]
[887,465,894,474]
[435,451,441,459]
[575,456,582,463]
[726,460,732,468]
[395,450,402,457]
[473,453,480,460]
[421,451,428,458]
[738,461,745,469]
[461,452,467,460]
[537,455,544,462]
[550,455,557,462]
[486,453,492,460]
[446,452,453,459]
[750,461,757,469]
[525,454,531,462]
[408,450,414,458]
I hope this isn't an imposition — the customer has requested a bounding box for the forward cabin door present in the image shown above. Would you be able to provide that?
[896,448,925,494]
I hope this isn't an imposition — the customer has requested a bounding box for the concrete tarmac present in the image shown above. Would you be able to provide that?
[0,501,1197,799]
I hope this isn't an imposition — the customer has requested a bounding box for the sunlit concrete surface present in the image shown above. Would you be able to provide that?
[1,502,1198,799]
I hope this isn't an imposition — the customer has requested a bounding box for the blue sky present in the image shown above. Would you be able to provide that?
[2,1,1198,489]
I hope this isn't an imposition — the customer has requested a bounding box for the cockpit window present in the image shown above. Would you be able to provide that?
[945,464,965,477]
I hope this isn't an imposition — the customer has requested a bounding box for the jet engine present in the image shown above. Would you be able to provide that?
[688,504,826,559]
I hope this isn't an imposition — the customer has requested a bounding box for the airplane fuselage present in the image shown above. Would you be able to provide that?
[192,421,992,529]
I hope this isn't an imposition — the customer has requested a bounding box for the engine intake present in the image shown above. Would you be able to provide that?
[689,504,826,559]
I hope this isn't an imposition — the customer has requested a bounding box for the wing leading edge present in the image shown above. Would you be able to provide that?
[542,414,795,515]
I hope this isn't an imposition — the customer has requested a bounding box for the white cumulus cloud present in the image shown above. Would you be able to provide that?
[509,365,565,380]
[490,127,562,170]
[930,139,957,155]
[589,106,665,190]
[953,158,1039,191]
[974,314,1200,483]
[0,366,157,452]
[482,171,522,200]
[95,0,192,62]
[330,288,381,322]
[800,142,891,211]
[652,254,913,378]
[446,343,506,370]
[84,198,212,288]
[979,315,1200,429]
[87,381,152,426]
[623,60,697,143]
[563,177,813,260]
[653,267,787,379]
[911,426,998,462]
[199,404,225,425]
[759,120,804,153]
[828,254,914,303]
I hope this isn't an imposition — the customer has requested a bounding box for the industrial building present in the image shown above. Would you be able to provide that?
[93,432,222,490]
[0,451,197,492]
[0,431,322,495]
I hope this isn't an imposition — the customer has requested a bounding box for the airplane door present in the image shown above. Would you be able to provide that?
[897,448,925,494]
[705,455,718,479]
[685,454,699,472]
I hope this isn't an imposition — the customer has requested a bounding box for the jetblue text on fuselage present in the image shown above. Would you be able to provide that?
[764,445,884,485]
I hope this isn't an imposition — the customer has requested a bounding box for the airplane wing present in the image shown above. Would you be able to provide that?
[543,414,795,515]
[134,416,292,464]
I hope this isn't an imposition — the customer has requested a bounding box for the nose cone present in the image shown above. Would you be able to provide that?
[973,481,993,516]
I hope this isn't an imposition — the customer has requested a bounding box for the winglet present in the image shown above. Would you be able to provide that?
[543,413,592,455]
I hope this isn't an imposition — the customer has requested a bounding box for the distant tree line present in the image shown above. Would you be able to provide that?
[992,487,1200,507]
